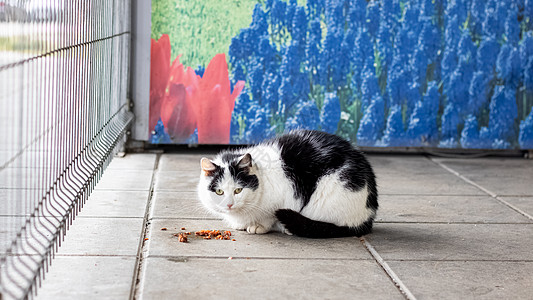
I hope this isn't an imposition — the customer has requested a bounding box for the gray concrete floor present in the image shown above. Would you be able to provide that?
[34,152,533,300]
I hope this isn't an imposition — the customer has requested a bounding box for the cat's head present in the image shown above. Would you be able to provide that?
[197,153,260,216]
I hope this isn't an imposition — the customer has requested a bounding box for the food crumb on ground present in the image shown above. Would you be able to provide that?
[177,233,188,243]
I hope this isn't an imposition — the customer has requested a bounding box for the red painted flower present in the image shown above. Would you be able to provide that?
[149,35,197,141]
[149,34,171,132]
[150,35,244,144]
[193,53,245,144]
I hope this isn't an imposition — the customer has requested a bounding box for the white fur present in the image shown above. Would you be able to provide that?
[197,143,372,235]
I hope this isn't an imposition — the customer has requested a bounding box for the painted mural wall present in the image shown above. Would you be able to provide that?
[150,0,533,149]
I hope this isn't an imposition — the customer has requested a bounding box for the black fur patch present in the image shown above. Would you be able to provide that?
[275,209,373,238]
[207,165,225,192]
[228,161,259,190]
[274,130,377,211]
[213,150,259,191]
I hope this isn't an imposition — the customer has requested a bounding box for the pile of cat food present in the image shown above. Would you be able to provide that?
[170,228,234,243]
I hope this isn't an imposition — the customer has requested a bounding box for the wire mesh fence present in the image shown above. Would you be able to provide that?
[0,1,133,298]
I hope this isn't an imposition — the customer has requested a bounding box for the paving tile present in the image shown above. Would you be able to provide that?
[432,157,533,177]
[56,217,143,256]
[147,219,371,259]
[106,153,157,170]
[499,196,533,219]
[78,190,149,218]
[376,195,531,223]
[36,256,136,300]
[158,154,205,172]
[0,189,30,216]
[94,169,153,191]
[376,172,485,195]
[365,223,533,261]
[368,155,445,175]
[151,191,216,219]
[433,157,533,196]
[0,216,62,255]
[154,171,198,192]
[0,168,44,189]
[387,261,533,300]
[141,257,403,300]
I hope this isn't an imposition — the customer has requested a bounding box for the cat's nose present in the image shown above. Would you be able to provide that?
[227,204,233,209]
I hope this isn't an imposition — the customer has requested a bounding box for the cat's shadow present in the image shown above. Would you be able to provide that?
[364,224,452,249]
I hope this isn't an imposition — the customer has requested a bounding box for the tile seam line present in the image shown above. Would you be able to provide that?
[146,255,374,261]
[360,237,417,300]
[129,153,161,300]
[427,157,533,221]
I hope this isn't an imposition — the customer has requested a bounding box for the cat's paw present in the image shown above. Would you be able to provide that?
[282,228,293,236]
[246,224,268,234]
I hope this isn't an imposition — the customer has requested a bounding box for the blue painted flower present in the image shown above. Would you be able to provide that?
[504,3,520,45]
[476,37,500,74]
[243,105,274,143]
[325,0,344,33]
[248,60,264,103]
[439,103,461,147]
[406,81,439,146]
[366,0,380,37]
[306,18,322,83]
[470,0,486,36]
[285,100,320,131]
[468,71,490,115]
[489,86,518,143]
[360,66,380,109]
[150,119,172,144]
[482,0,506,39]
[418,20,440,61]
[306,0,325,19]
[320,92,341,134]
[292,6,308,51]
[460,115,480,148]
[262,72,281,112]
[420,0,435,17]
[519,108,533,149]
[348,0,367,30]
[412,45,429,84]
[445,0,468,24]
[285,0,297,34]
[185,128,199,144]
[357,95,385,146]
[381,105,405,147]
[251,3,268,36]
[444,16,461,49]
[446,56,474,118]
[270,0,287,31]
[457,31,476,62]
[377,22,393,69]
[497,45,521,88]
[320,26,346,89]
[525,59,533,92]
[195,65,205,78]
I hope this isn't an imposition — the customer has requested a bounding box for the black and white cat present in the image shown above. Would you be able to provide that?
[197,130,378,238]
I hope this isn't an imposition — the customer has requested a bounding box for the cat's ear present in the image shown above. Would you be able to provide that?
[201,157,217,175]
[237,153,252,169]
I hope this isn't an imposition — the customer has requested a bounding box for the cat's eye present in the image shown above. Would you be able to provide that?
[234,188,243,194]
[215,189,224,195]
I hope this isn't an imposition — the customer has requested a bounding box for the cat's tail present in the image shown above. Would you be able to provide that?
[275,209,373,239]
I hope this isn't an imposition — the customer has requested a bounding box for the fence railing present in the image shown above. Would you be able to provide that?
[0,1,133,298]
